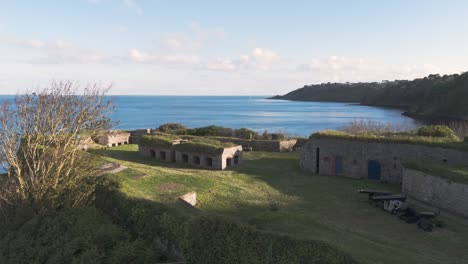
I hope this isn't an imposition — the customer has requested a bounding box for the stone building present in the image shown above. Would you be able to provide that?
[97,131,131,147]
[138,135,242,170]
[300,136,468,184]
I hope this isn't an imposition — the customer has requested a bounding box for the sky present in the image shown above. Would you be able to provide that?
[0,0,467,95]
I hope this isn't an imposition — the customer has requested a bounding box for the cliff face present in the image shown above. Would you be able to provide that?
[270,72,468,121]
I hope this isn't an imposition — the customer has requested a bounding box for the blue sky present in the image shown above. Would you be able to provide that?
[0,0,467,95]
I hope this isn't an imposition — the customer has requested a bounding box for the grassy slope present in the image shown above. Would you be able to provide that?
[103,145,468,264]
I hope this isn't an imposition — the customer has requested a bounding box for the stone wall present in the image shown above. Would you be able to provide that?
[207,137,297,152]
[98,131,130,147]
[300,138,468,184]
[403,168,468,218]
[174,145,242,170]
[140,142,242,170]
[138,145,175,162]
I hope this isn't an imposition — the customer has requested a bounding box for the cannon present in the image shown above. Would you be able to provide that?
[357,189,393,200]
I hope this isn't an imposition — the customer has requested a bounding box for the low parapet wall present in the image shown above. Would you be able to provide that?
[402,168,468,218]
[205,137,297,152]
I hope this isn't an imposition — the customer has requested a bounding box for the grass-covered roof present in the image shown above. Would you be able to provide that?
[140,134,180,147]
[310,129,468,151]
[173,138,238,155]
[404,161,468,185]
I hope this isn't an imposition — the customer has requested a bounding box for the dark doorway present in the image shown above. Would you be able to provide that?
[234,155,239,165]
[205,157,213,167]
[182,154,189,163]
[150,150,156,158]
[335,156,343,175]
[316,148,320,174]
[226,158,232,167]
[368,160,381,180]
[193,156,201,165]
[160,151,166,160]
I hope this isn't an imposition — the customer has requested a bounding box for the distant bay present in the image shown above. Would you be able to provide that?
[109,96,418,136]
[0,95,418,136]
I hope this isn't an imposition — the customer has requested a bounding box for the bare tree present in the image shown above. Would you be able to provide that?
[0,81,115,215]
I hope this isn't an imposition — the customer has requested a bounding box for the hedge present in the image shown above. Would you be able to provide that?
[95,179,358,264]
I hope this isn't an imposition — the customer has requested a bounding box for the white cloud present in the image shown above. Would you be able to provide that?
[123,0,143,15]
[204,58,236,71]
[163,23,226,51]
[295,56,446,83]
[127,49,201,66]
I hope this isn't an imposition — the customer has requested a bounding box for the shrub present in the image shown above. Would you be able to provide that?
[158,123,189,134]
[236,128,259,139]
[0,207,159,264]
[417,125,458,139]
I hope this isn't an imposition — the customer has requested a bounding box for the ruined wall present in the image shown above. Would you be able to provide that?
[300,138,468,184]
[403,168,468,218]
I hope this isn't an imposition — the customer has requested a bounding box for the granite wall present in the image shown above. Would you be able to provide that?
[300,138,468,184]
[403,168,468,218]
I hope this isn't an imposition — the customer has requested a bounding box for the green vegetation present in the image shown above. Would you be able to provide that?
[0,207,159,264]
[311,126,468,150]
[404,161,468,185]
[139,134,180,147]
[156,123,294,140]
[173,138,237,154]
[97,182,355,264]
[101,145,468,264]
[416,125,459,139]
[271,72,468,120]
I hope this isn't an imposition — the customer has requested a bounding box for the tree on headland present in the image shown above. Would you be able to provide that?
[0,82,115,217]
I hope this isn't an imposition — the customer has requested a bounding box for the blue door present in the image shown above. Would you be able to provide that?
[335,156,343,175]
[368,160,381,180]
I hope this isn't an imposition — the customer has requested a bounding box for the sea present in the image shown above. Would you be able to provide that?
[109,96,418,136]
[0,95,417,136]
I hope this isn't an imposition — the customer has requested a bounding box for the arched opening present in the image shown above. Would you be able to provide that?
[182,154,189,163]
[111,143,116,147]
[226,157,232,167]
[118,142,122,146]
[150,149,156,158]
[234,155,239,165]
[205,157,213,167]
[193,156,201,165]
[160,151,166,160]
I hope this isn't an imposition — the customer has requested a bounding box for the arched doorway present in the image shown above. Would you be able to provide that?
[150,150,156,158]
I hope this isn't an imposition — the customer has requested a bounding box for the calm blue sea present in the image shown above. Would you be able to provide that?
[0,95,417,136]
[110,96,417,136]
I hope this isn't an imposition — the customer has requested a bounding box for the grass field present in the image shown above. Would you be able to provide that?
[102,145,468,264]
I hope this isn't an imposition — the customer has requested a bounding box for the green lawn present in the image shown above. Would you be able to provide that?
[102,145,468,264]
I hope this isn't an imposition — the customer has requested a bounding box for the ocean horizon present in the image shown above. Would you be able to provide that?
[0,95,418,136]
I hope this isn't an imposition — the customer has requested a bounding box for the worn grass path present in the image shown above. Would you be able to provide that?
[102,145,468,264]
